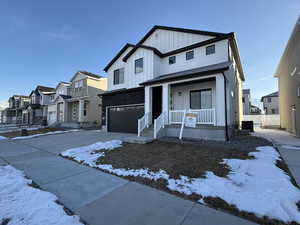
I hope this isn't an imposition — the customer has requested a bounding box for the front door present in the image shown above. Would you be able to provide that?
[72,102,79,122]
[152,86,162,122]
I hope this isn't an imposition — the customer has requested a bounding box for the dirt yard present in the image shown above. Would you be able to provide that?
[0,127,65,138]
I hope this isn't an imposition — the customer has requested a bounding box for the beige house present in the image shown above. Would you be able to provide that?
[275,16,300,137]
[261,91,279,115]
[48,71,107,128]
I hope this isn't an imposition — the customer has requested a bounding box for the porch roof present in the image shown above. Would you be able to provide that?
[140,61,231,86]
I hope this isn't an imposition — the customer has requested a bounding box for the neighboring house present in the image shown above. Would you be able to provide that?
[242,89,251,115]
[100,25,244,141]
[261,92,279,115]
[48,71,107,128]
[22,86,55,125]
[3,95,30,124]
[250,105,261,114]
[275,16,300,137]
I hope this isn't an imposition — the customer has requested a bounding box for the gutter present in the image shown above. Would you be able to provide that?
[221,72,229,141]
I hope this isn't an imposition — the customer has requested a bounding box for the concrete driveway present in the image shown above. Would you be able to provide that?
[0,130,256,225]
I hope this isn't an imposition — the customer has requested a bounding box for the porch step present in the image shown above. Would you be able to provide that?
[124,136,154,144]
[141,126,154,138]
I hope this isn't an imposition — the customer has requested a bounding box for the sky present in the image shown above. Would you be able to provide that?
[0,0,299,108]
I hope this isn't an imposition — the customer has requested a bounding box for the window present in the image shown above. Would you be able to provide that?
[135,58,143,73]
[271,109,276,114]
[190,89,212,109]
[298,87,300,97]
[186,51,194,60]
[206,45,215,55]
[268,97,272,103]
[113,68,124,85]
[242,97,245,103]
[169,56,176,64]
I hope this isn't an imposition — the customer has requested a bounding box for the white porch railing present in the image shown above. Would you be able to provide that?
[137,112,150,137]
[154,112,165,139]
[169,108,216,125]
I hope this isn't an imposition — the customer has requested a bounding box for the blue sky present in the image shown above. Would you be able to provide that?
[0,0,299,107]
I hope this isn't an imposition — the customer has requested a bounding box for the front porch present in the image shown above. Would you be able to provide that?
[138,74,228,140]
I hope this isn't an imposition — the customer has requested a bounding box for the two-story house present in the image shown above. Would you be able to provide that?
[242,89,251,115]
[22,85,55,125]
[275,16,300,137]
[48,71,107,128]
[100,25,244,141]
[261,91,279,115]
[3,95,30,124]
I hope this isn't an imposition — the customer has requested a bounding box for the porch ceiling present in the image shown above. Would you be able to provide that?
[170,77,215,87]
[140,61,230,86]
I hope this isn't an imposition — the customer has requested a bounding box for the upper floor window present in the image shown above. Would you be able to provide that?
[113,68,124,85]
[135,58,143,73]
[75,80,83,88]
[268,98,271,103]
[169,56,176,64]
[186,51,194,60]
[206,45,215,55]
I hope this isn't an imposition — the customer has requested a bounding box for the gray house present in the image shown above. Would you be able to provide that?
[275,16,300,137]
[261,92,279,115]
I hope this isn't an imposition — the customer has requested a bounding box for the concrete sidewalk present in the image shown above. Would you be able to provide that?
[0,131,256,225]
[254,128,300,186]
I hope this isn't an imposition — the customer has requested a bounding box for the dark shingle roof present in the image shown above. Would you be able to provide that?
[140,62,231,86]
[261,91,279,101]
[78,71,102,79]
[36,85,55,92]
[59,95,72,100]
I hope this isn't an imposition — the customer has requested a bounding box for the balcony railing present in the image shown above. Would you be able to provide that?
[67,87,88,98]
[169,108,216,125]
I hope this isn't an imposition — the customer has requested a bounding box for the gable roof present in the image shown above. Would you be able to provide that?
[55,81,71,90]
[36,85,55,93]
[70,71,102,82]
[103,26,244,81]
[104,43,135,72]
[261,91,279,101]
[137,25,228,45]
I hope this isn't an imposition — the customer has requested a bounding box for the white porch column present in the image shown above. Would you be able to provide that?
[162,83,170,124]
[144,86,152,124]
[63,102,69,122]
[215,75,226,126]
[78,100,84,123]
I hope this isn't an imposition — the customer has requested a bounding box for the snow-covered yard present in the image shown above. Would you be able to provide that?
[0,165,83,225]
[61,140,300,224]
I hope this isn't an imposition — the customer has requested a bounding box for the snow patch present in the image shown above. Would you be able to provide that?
[61,141,300,223]
[0,165,83,225]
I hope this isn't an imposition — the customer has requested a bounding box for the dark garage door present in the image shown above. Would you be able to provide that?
[108,105,144,133]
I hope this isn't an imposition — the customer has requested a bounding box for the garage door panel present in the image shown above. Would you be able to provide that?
[108,105,144,133]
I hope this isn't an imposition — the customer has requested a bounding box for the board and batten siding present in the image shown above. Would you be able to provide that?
[143,29,213,53]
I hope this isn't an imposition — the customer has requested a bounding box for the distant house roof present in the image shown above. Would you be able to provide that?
[261,91,279,101]
[70,71,102,82]
[36,85,55,93]
[59,94,72,99]
[140,62,231,86]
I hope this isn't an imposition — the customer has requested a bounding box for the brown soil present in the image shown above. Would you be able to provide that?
[0,127,65,138]
[98,140,251,179]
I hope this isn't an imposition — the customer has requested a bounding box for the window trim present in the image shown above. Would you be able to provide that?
[134,58,144,74]
[189,88,213,109]
[206,44,215,55]
[186,51,194,60]
[169,55,176,64]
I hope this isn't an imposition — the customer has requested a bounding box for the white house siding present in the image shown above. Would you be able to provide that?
[159,39,229,75]
[143,29,213,53]
[107,47,133,91]
[170,81,216,110]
